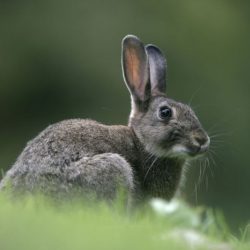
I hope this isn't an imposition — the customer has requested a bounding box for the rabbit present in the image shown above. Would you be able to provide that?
[0,35,210,203]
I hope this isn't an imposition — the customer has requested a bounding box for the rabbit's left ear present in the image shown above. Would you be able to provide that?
[145,44,167,96]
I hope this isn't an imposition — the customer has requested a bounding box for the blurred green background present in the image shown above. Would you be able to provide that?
[0,0,249,231]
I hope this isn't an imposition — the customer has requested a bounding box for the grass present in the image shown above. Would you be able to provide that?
[0,194,249,250]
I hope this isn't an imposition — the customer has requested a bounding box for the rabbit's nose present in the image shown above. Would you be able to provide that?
[192,134,210,153]
[194,135,207,146]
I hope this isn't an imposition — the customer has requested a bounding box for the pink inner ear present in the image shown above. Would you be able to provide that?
[125,47,141,91]
[124,46,149,101]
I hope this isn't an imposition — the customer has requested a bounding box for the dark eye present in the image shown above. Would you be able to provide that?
[158,106,172,120]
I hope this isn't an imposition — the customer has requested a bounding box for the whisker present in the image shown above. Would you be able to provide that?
[209,133,230,139]
[210,140,225,144]
[207,119,230,133]
[209,142,224,149]
[143,153,154,169]
[204,155,215,184]
[203,158,208,180]
[194,155,214,194]
[188,84,204,106]
[209,148,219,154]
[143,156,158,183]
[198,161,203,187]
[206,157,214,178]
[208,152,217,170]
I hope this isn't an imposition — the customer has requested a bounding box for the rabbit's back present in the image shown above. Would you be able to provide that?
[14,119,135,167]
[0,119,137,199]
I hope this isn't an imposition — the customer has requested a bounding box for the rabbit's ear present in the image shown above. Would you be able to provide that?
[145,44,166,96]
[122,35,150,106]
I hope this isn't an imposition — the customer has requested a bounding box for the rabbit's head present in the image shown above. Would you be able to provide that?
[122,35,210,159]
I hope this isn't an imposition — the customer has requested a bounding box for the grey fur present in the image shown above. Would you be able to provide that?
[0,35,210,203]
[146,44,167,95]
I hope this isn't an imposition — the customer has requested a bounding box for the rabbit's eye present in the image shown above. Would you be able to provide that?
[158,106,172,120]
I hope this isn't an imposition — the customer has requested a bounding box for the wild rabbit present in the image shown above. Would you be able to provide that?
[0,35,210,202]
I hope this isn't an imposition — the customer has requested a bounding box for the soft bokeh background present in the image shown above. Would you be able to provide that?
[0,0,249,231]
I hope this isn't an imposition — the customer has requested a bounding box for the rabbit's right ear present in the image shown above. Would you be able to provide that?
[122,35,150,108]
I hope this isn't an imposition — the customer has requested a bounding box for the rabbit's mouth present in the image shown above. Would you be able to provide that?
[149,143,208,159]
[169,139,210,159]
